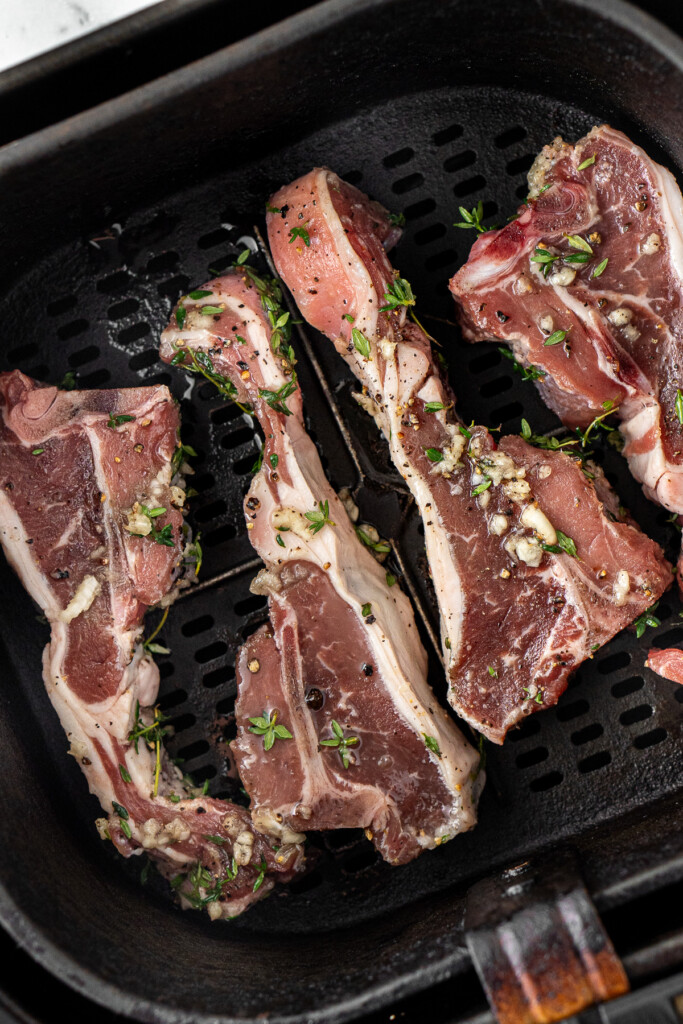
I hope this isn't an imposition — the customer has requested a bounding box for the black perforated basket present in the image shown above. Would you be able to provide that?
[0,1,682,1021]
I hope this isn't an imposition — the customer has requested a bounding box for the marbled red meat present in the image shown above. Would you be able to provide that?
[0,370,303,918]
[267,168,672,741]
[160,269,481,863]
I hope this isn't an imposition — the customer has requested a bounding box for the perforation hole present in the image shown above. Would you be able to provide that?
[556,699,589,722]
[147,252,179,274]
[157,275,190,299]
[47,295,77,316]
[597,651,631,674]
[480,376,512,398]
[495,126,527,148]
[203,523,237,546]
[7,342,38,362]
[211,403,244,425]
[654,627,683,647]
[633,728,667,750]
[508,717,541,742]
[97,271,132,294]
[515,746,548,769]
[169,713,196,733]
[194,641,228,664]
[611,676,644,698]
[203,666,235,690]
[79,368,110,387]
[530,771,563,792]
[469,350,502,374]
[215,696,236,716]
[198,228,231,249]
[453,175,486,198]
[444,150,476,173]
[620,704,653,726]
[118,323,150,345]
[578,750,611,773]
[424,249,457,272]
[506,154,535,176]
[404,198,436,220]
[414,223,447,246]
[490,400,523,422]
[108,298,139,320]
[571,723,603,745]
[221,426,256,451]
[234,593,267,617]
[343,170,362,185]
[57,319,88,341]
[433,123,463,146]
[68,345,99,368]
[128,349,158,371]
[158,689,187,711]
[392,173,424,195]
[193,499,227,524]
[181,614,214,638]
[383,147,413,168]
[190,473,215,494]
[177,739,210,762]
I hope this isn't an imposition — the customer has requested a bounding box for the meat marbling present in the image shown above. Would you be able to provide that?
[0,370,303,918]
[160,268,481,864]
[267,168,672,742]
[450,124,683,683]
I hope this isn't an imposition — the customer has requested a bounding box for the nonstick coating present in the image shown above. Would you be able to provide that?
[0,1,682,1022]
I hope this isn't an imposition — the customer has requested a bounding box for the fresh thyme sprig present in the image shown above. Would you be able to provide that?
[288,224,310,246]
[454,201,487,233]
[171,441,198,475]
[248,710,293,751]
[128,701,168,797]
[258,379,298,416]
[143,605,170,655]
[170,344,253,416]
[423,734,442,757]
[108,413,135,429]
[498,347,547,381]
[320,719,360,769]
[541,530,578,559]
[633,602,661,639]
[305,499,334,534]
[379,277,416,312]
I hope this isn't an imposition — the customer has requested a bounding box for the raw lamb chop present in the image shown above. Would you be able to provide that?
[0,370,303,918]
[450,124,683,681]
[267,167,672,742]
[160,268,481,864]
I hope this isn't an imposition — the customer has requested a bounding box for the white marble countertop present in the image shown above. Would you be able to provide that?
[0,0,166,73]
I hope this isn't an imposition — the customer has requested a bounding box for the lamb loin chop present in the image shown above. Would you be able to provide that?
[266,168,672,742]
[449,125,683,681]
[160,267,481,865]
[0,370,303,918]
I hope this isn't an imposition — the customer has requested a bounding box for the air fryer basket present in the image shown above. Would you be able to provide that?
[1,1,682,1021]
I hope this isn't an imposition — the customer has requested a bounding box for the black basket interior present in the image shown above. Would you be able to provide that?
[0,2,682,1021]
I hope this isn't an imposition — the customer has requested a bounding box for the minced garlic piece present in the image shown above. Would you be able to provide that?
[489,514,509,536]
[520,503,557,545]
[613,570,630,606]
[608,307,633,327]
[641,233,661,255]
